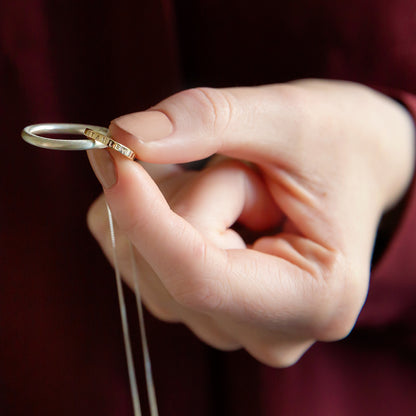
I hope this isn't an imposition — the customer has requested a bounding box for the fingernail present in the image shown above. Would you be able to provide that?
[112,111,173,143]
[87,149,117,189]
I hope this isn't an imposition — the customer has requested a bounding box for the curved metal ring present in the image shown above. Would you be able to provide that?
[83,128,136,160]
[21,123,108,151]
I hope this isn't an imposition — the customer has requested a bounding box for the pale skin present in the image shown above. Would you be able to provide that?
[87,79,415,367]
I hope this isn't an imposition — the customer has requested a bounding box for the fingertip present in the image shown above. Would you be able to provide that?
[87,148,117,189]
[111,110,173,142]
[109,111,173,162]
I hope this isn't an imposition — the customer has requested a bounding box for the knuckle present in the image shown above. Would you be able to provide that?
[313,259,368,341]
[247,341,312,368]
[146,303,179,323]
[184,321,241,351]
[316,296,364,341]
[180,87,233,138]
[321,315,357,341]
[263,351,303,368]
[171,275,224,312]
[167,239,227,312]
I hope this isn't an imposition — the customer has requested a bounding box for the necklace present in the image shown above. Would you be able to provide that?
[22,123,158,416]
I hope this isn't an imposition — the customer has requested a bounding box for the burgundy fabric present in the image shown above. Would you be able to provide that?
[1,0,415,415]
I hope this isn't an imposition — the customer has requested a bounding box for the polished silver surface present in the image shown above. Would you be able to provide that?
[22,123,108,151]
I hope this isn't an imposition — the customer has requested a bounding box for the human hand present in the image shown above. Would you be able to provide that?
[87,79,414,366]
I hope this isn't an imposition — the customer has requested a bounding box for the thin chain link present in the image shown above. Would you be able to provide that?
[107,203,159,416]
[106,203,142,416]
[130,242,159,416]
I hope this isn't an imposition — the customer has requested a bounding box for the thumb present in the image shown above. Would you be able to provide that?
[109,86,304,164]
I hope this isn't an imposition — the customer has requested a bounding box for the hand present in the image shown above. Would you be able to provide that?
[87,79,414,366]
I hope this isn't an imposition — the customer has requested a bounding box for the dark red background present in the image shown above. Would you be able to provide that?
[1,1,415,414]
